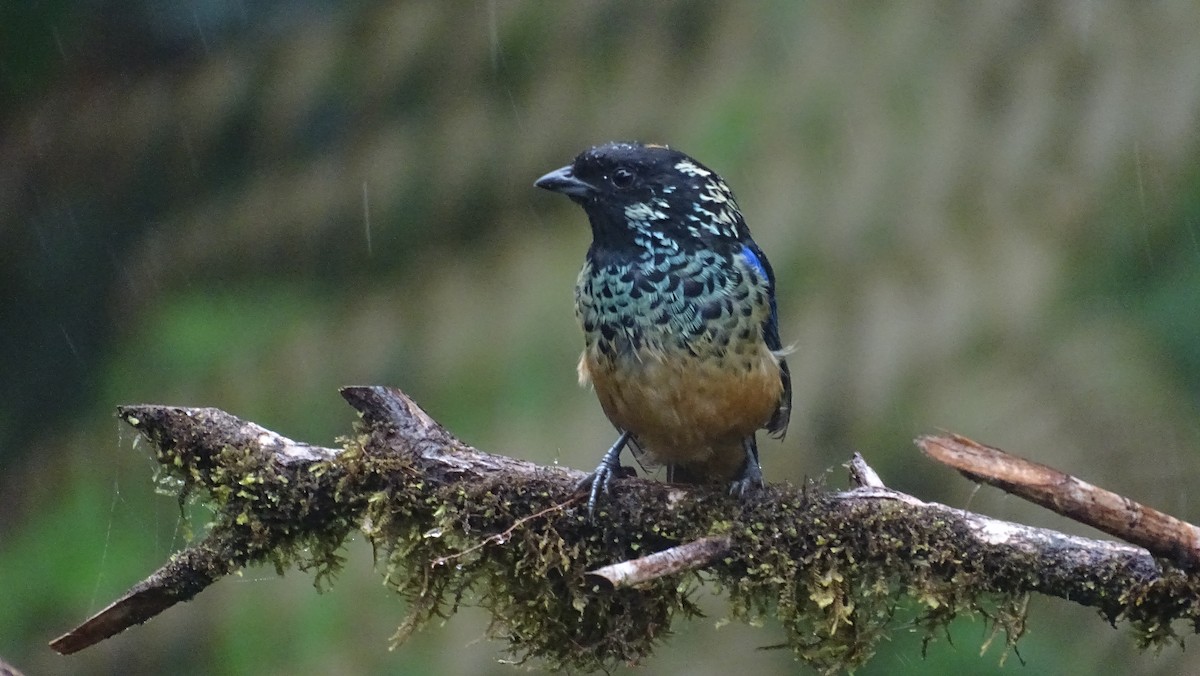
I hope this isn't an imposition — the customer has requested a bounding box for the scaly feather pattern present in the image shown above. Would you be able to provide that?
[535,142,791,514]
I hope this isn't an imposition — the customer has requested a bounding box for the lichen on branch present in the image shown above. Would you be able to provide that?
[50,387,1200,675]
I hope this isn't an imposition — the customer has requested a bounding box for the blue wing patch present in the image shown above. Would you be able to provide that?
[740,244,768,280]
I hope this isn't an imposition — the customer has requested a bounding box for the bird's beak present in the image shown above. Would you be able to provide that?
[534,165,595,199]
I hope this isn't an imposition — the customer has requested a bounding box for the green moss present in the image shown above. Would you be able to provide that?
[142,414,361,592]
[1119,566,1198,651]
[333,442,1030,674]
[706,489,1029,673]
[142,412,1196,673]
[348,443,699,669]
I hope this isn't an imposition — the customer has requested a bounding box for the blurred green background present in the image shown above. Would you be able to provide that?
[4,1,1200,674]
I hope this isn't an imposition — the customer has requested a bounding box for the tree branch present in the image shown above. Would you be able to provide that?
[586,534,733,590]
[918,433,1200,569]
[50,386,1200,672]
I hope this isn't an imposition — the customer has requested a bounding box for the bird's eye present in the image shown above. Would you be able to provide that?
[610,166,636,189]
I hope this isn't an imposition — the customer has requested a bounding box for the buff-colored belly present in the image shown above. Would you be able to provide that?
[581,346,783,481]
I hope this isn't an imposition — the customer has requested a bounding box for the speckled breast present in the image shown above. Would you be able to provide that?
[575,247,783,479]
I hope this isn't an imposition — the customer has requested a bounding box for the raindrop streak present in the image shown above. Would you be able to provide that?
[486,1,526,135]
[30,220,51,258]
[487,0,500,70]
[60,325,83,365]
[193,8,211,54]
[964,483,981,511]
[362,181,373,257]
[88,473,123,613]
[182,126,200,178]
[1133,141,1152,266]
[51,26,66,62]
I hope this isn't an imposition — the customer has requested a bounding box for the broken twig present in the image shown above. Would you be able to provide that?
[918,433,1200,568]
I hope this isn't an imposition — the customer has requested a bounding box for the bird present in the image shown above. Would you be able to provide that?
[534,142,791,515]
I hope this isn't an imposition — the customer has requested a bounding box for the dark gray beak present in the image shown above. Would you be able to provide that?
[534,165,595,199]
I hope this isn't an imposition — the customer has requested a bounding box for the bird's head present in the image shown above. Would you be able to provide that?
[535,142,749,254]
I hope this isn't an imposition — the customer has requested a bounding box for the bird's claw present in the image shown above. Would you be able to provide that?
[729,454,764,497]
[576,430,632,518]
[576,460,618,517]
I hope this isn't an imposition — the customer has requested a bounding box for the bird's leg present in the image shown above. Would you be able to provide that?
[577,430,632,516]
[730,435,764,496]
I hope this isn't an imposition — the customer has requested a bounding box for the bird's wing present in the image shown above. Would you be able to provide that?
[741,242,791,438]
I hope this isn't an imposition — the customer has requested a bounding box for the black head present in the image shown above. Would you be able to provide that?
[535,142,749,252]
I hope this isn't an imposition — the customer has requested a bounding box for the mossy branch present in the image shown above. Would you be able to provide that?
[52,386,1200,673]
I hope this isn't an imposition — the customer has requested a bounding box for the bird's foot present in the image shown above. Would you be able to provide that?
[729,439,764,497]
[575,431,632,517]
[728,463,764,497]
[576,461,618,517]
